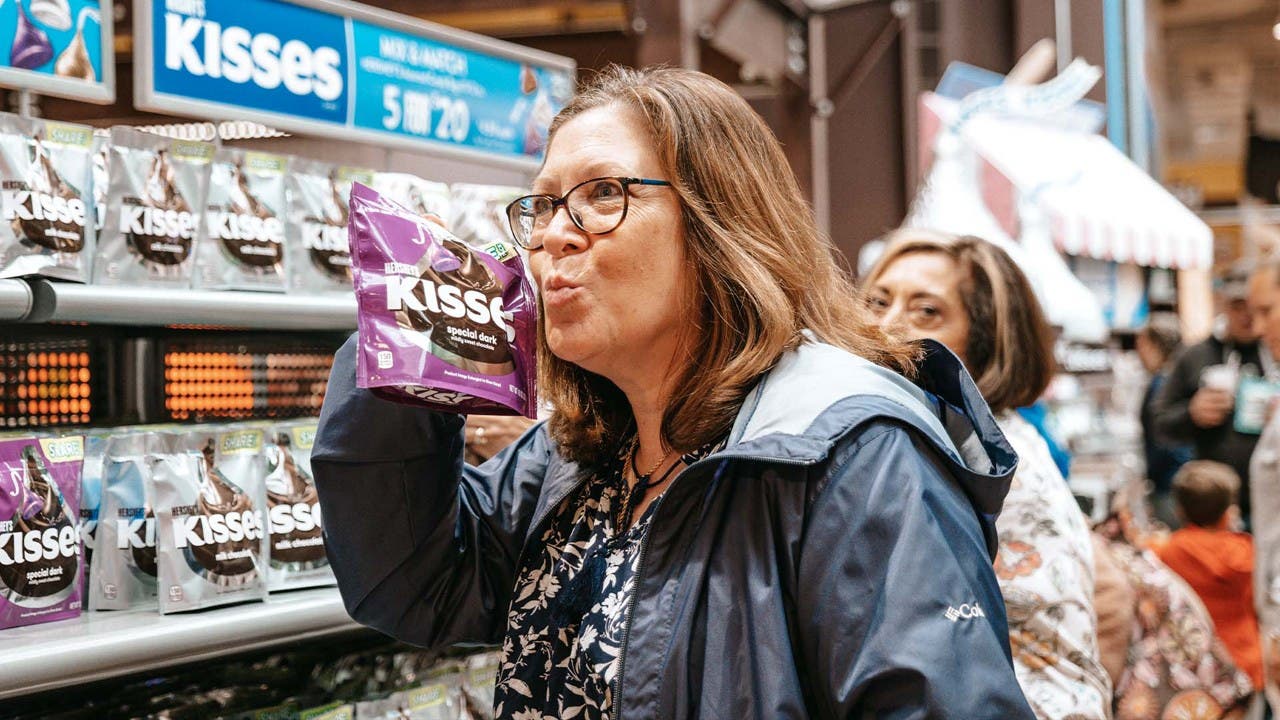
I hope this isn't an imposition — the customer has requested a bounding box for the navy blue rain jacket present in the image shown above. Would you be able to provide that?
[313,335,1035,719]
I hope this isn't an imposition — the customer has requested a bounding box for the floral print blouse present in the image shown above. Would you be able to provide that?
[1093,508,1254,720]
[995,412,1112,720]
[492,453,656,720]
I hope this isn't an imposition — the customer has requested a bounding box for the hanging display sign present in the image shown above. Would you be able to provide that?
[134,0,575,169]
[0,0,114,104]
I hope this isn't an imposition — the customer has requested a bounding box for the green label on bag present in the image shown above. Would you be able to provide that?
[406,683,447,708]
[45,123,93,148]
[300,703,355,720]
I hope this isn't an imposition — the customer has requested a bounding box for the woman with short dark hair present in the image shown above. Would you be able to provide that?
[313,67,1034,718]
[864,230,1110,720]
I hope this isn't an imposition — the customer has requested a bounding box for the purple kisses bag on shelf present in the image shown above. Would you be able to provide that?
[0,436,85,630]
[349,183,538,418]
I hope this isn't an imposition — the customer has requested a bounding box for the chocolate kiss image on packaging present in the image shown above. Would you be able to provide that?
[55,6,101,82]
[154,429,267,614]
[350,183,538,417]
[371,172,453,226]
[447,183,525,248]
[90,432,159,612]
[264,421,333,591]
[195,149,288,291]
[79,433,106,597]
[0,436,84,630]
[94,127,214,287]
[12,0,54,70]
[0,114,95,281]
[286,158,373,294]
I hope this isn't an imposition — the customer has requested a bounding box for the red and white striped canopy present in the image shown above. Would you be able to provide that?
[919,93,1213,270]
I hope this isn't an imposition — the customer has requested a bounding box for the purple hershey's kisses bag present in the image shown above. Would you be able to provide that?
[349,183,537,417]
[0,436,84,630]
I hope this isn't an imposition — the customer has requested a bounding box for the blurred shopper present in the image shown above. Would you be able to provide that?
[865,231,1110,720]
[1136,317,1193,528]
[1017,400,1073,479]
[1155,261,1264,527]
[1151,461,1261,688]
[1248,258,1280,709]
[1094,493,1254,719]
[1090,533,1135,690]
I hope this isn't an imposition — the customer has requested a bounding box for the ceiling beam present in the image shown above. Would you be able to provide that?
[112,1,628,55]
[1160,0,1271,28]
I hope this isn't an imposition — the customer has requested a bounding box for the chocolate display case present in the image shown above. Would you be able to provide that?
[0,119,534,711]
[0,178,532,708]
[0,333,98,429]
[0,280,350,428]
[0,277,359,700]
[160,340,335,422]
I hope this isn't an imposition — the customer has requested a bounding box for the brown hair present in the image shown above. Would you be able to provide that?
[1172,460,1240,527]
[539,66,918,466]
[863,230,1056,413]
[1139,314,1182,364]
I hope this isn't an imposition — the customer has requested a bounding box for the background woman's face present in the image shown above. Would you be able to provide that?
[528,105,690,381]
[867,251,971,364]
[1134,333,1165,374]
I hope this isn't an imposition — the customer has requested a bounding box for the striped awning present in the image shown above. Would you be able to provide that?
[920,93,1213,270]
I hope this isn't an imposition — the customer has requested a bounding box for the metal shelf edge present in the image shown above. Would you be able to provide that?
[0,279,35,322]
[40,282,358,331]
[0,587,362,699]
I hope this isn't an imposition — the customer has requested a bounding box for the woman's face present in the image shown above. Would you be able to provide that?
[528,105,690,382]
[867,251,971,364]
[1134,333,1164,374]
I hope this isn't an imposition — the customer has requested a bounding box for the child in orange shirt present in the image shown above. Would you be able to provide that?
[1154,460,1262,688]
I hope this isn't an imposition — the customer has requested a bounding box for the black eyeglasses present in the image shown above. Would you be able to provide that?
[504,176,672,250]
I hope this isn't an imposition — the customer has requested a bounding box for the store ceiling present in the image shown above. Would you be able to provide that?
[365,0,629,37]
[1160,0,1280,203]
[1161,0,1280,147]
[1162,0,1274,27]
[109,0,630,46]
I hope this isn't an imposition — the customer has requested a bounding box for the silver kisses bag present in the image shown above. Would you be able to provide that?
[264,420,333,591]
[154,428,267,614]
[94,127,214,287]
[90,432,160,612]
[286,158,372,294]
[193,148,289,291]
[0,114,95,281]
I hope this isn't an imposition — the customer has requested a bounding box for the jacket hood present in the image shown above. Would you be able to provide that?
[723,336,1018,516]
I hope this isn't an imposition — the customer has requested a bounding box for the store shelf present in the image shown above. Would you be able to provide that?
[0,587,363,699]
[0,279,357,331]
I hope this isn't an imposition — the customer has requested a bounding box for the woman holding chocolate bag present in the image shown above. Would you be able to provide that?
[314,66,1034,719]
